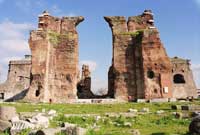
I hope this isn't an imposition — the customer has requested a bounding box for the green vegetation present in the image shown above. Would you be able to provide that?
[16,129,31,135]
[0,101,199,135]
[120,29,144,37]
[49,112,190,135]
[48,30,76,45]
[55,132,66,135]
[0,130,9,135]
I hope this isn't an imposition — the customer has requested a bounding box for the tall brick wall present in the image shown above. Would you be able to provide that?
[25,11,84,103]
[106,10,172,101]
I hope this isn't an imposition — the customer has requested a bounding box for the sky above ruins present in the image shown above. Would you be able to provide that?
[0,0,200,92]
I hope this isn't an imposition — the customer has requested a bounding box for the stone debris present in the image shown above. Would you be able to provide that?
[140,108,150,113]
[189,116,200,135]
[0,119,11,132]
[136,99,147,103]
[62,122,87,135]
[11,120,35,135]
[9,112,50,134]
[149,98,168,103]
[156,110,165,115]
[31,113,49,128]
[128,108,138,113]
[11,116,20,123]
[130,129,141,135]
[48,109,56,116]
[95,116,101,121]
[174,112,190,119]
[123,122,132,127]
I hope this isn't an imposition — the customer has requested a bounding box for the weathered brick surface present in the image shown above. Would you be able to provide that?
[25,11,84,103]
[171,57,197,98]
[77,65,94,99]
[0,10,197,103]
[105,10,172,101]
[0,56,31,101]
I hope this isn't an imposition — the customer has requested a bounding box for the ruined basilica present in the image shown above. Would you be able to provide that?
[0,10,197,103]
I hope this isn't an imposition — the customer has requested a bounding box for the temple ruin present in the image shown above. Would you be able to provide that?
[106,10,197,101]
[0,55,31,101]
[0,10,197,103]
[24,11,84,103]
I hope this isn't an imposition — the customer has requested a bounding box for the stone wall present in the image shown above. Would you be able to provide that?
[0,10,197,103]
[171,57,197,98]
[105,10,172,101]
[77,65,94,99]
[0,56,31,101]
[25,11,84,103]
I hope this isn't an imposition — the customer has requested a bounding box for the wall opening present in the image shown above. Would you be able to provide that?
[0,93,4,99]
[35,85,42,97]
[173,74,185,84]
[147,70,155,79]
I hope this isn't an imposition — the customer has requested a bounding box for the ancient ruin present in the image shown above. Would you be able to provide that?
[105,10,173,101]
[24,11,84,103]
[171,57,197,99]
[77,64,94,99]
[0,55,31,101]
[0,10,197,103]
[105,10,197,101]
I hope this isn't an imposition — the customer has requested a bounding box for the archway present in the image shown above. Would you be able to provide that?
[173,74,185,84]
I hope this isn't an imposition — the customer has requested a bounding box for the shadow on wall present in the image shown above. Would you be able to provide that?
[5,89,29,102]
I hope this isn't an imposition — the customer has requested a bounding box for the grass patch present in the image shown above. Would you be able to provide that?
[0,101,199,135]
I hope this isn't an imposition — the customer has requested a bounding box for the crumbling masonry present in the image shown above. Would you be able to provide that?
[105,10,197,101]
[25,11,84,103]
[0,10,197,103]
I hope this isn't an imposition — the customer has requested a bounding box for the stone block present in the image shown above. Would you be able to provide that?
[0,120,11,132]
[0,106,17,121]
[149,98,168,103]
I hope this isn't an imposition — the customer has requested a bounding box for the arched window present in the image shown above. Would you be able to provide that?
[173,74,185,84]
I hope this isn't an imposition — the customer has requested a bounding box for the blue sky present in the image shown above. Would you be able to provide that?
[0,0,199,92]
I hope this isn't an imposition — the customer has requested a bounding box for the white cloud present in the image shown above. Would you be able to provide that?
[91,78,108,95]
[2,56,23,64]
[80,60,97,72]
[191,64,200,88]
[0,20,34,53]
[0,20,34,83]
